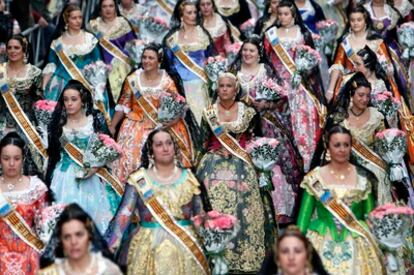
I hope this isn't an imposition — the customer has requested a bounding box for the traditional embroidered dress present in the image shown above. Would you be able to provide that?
[0,176,47,275]
[105,168,206,274]
[395,0,414,22]
[112,69,195,184]
[88,16,136,102]
[203,13,232,57]
[196,102,267,273]
[297,0,326,34]
[297,166,386,275]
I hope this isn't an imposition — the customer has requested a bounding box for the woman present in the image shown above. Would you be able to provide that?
[329,73,394,205]
[0,0,20,62]
[263,0,325,172]
[139,0,174,43]
[199,0,236,57]
[39,203,122,275]
[295,0,326,34]
[196,72,270,273]
[163,0,214,125]
[105,129,210,274]
[119,0,145,36]
[88,0,137,103]
[0,132,48,274]
[45,80,119,235]
[230,36,303,224]
[297,125,386,275]
[42,4,111,117]
[0,35,44,176]
[110,43,197,184]
[254,0,280,36]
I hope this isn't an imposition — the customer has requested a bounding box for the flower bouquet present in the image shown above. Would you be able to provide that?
[316,19,339,55]
[125,39,146,68]
[397,22,414,60]
[369,203,414,272]
[225,42,242,65]
[157,92,187,124]
[311,33,323,53]
[34,100,57,148]
[240,19,256,38]
[255,78,283,101]
[375,129,407,182]
[246,137,279,190]
[205,55,227,91]
[142,16,169,35]
[371,91,401,127]
[35,203,66,244]
[82,61,111,103]
[292,45,322,89]
[192,211,239,275]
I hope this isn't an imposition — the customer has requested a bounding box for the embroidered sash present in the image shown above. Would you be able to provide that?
[156,0,173,15]
[128,169,210,275]
[304,172,386,275]
[128,77,193,165]
[95,32,132,68]
[0,190,44,252]
[351,138,387,172]
[62,142,124,196]
[203,106,252,165]
[265,28,326,126]
[0,83,48,159]
[167,36,208,83]
[342,36,358,65]
[52,42,111,125]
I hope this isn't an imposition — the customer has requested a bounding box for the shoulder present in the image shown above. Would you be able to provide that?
[300,167,323,195]
[30,176,48,195]
[38,264,60,275]
[96,253,123,274]
[27,64,42,77]
[368,106,385,122]
[127,167,146,187]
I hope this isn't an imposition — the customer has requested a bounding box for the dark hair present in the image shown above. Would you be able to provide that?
[6,35,33,64]
[92,0,121,19]
[0,132,25,156]
[356,46,391,88]
[52,3,83,41]
[142,42,164,64]
[324,124,352,148]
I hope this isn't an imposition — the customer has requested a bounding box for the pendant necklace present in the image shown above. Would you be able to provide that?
[219,101,236,116]
[0,176,23,191]
[329,166,352,181]
[349,107,365,120]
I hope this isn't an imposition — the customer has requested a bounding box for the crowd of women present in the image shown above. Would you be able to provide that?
[1,0,414,274]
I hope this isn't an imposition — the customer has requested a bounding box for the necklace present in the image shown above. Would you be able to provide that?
[65,30,82,38]
[329,165,352,181]
[219,101,236,116]
[7,63,26,78]
[152,166,179,182]
[64,253,96,275]
[349,107,365,120]
[0,176,23,191]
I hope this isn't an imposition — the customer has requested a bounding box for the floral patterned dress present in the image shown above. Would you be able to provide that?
[0,176,47,275]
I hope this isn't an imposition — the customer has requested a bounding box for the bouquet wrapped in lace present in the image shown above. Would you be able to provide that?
[125,39,146,68]
[34,100,57,147]
[205,56,227,91]
[375,129,407,182]
[316,19,339,55]
[369,203,414,272]
[246,137,279,190]
[240,19,256,38]
[255,78,283,101]
[142,16,168,35]
[371,91,401,127]
[157,92,186,124]
[225,42,242,65]
[292,45,322,89]
[82,61,111,102]
[397,22,414,60]
[192,211,239,275]
[35,203,66,245]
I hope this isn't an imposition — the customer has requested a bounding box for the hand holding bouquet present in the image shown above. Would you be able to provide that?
[375,129,407,182]
[371,91,401,127]
[205,56,227,91]
[158,92,186,124]
[142,16,169,34]
[34,100,57,148]
[397,22,414,60]
[192,211,239,275]
[316,19,339,55]
[82,61,111,102]
[255,78,283,102]
[292,45,322,89]
[246,137,279,190]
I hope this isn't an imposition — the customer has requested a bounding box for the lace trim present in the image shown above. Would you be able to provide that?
[396,0,414,17]
[4,176,47,204]
[204,13,227,39]
[42,63,57,75]
[214,102,256,134]
[63,115,94,139]
[136,69,172,98]
[89,17,132,39]
[53,31,98,57]
[172,26,210,51]
[4,64,41,91]
[329,64,345,74]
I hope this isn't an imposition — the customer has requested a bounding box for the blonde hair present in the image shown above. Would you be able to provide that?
[217,72,240,93]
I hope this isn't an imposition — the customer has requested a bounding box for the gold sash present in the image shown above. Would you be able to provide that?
[351,138,387,172]
[156,0,173,15]
[167,36,208,83]
[96,33,132,68]
[265,28,326,126]
[304,172,386,275]
[203,105,252,165]
[128,77,194,165]
[52,42,111,126]
[0,88,48,159]
[128,168,210,275]
[63,142,124,196]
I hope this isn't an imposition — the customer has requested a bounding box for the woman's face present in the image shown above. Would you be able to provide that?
[277,236,308,275]
[328,133,352,164]
[0,0,5,12]
[241,42,260,65]
[270,0,280,14]
[352,86,371,111]
[101,0,116,20]
[217,77,237,102]
[181,4,197,26]
[61,220,90,261]
[63,88,83,116]
[277,6,294,27]
[67,10,83,32]
[141,49,159,72]
[152,131,175,165]
[349,12,366,33]
[120,0,133,7]
[6,39,24,63]
[200,0,214,17]
[354,55,370,77]
[0,144,23,178]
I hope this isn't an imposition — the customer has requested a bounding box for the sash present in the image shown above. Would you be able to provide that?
[0,191,44,252]
[38,264,59,275]
[167,36,208,83]
[128,169,210,275]
[156,0,173,15]
[52,42,111,126]
[351,138,387,172]
[95,32,132,68]
[342,36,358,65]
[62,142,124,196]
[228,22,241,42]
[265,28,326,126]
[203,106,252,165]
[304,172,386,275]
[128,77,193,165]
[0,83,47,159]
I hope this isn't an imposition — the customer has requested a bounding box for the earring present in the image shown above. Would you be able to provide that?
[149,155,155,168]
[23,53,28,64]
[325,150,331,162]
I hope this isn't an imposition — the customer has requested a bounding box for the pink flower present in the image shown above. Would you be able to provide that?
[214,216,235,230]
[192,215,203,227]
[240,18,256,30]
[34,100,57,112]
[370,203,414,219]
[207,210,221,219]
[207,56,215,64]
